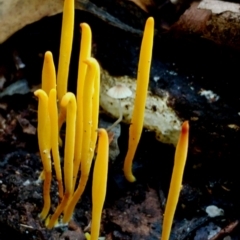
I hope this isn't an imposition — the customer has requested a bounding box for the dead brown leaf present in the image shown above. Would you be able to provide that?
[0,76,7,90]
[0,0,142,44]
[106,188,162,239]
[0,0,63,44]
[60,220,85,240]
[17,116,36,135]
[128,0,155,12]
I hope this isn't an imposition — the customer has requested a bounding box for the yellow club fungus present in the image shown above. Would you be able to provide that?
[41,51,56,95]
[58,103,66,146]
[161,121,189,240]
[88,58,100,167]
[85,232,91,240]
[39,51,56,182]
[34,89,52,220]
[62,93,76,196]
[56,0,74,146]
[56,0,74,102]
[63,57,99,224]
[47,92,77,229]
[49,89,63,199]
[123,17,154,182]
[90,128,109,240]
[73,23,92,190]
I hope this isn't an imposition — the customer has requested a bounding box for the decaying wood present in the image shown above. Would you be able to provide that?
[100,69,182,146]
[170,0,240,50]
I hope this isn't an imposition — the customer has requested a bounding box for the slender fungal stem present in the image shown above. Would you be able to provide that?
[107,99,122,132]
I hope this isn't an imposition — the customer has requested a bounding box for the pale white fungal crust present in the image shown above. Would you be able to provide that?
[100,69,182,146]
[206,205,224,218]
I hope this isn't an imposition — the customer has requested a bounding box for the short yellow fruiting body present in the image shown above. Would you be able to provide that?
[161,121,189,240]
[49,89,63,199]
[56,0,74,102]
[62,57,99,224]
[61,93,76,195]
[91,129,109,240]
[73,23,92,190]
[46,93,77,229]
[34,89,52,220]
[42,51,56,95]
[123,17,154,182]
[85,232,91,240]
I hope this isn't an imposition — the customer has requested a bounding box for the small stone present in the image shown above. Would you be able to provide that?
[205,205,224,218]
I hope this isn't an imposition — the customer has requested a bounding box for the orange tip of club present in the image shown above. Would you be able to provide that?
[181,121,189,134]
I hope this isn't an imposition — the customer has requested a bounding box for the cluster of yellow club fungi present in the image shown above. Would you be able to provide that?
[34,0,189,239]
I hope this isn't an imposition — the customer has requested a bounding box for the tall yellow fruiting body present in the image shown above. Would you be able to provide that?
[34,89,52,220]
[42,51,56,95]
[73,23,92,190]
[63,57,99,224]
[56,0,74,147]
[161,121,189,240]
[57,0,74,102]
[89,59,100,166]
[49,89,63,199]
[123,17,154,182]
[47,93,77,229]
[91,129,109,240]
